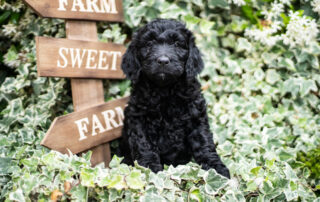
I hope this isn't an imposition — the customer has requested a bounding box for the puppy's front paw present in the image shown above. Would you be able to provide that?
[149,164,163,173]
[215,164,230,179]
[202,163,230,179]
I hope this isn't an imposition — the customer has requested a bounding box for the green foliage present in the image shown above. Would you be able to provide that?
[298,148,320,180]
[1,0,320,201]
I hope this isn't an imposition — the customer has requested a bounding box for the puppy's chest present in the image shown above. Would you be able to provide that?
[147,100,193,142]
[157,98,191,123]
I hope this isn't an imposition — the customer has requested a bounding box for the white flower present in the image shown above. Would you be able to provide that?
[271,2,284,15]
[246,10,319,48]
[280,0,292,5]
[0,2,24,12]
[245,21,282,47]
[228,0,246,6]
[281,11,319,47]
[2,24,17,36]
[262,2,284,20]
[269,20,282,32]
[311,0,320,14]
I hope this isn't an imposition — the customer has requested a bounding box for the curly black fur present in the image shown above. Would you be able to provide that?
[119,19,230,178]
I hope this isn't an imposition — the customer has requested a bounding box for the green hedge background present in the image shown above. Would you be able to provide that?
[1,0,320,201]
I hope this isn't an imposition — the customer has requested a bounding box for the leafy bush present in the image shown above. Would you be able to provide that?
[298,148,320,180]
[1,0,320,201]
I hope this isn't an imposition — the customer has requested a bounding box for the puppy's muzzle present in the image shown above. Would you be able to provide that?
[157,56,170,66]
[156,55,171,81]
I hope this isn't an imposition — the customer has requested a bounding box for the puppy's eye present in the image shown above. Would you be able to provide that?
[175,41,186,48]
[141,47,150,57]
[147,40,155,47]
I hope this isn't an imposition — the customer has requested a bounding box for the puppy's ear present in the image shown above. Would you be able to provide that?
[121,38,141,83]
[185,34,204,80]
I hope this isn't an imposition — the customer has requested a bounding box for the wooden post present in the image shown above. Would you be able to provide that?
[23,0,125,168]
[66,20,111,167]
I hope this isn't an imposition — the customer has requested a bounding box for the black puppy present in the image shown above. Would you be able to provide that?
[119,19,230,178]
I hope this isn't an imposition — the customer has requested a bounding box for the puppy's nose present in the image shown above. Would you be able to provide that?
[157,56,170,65]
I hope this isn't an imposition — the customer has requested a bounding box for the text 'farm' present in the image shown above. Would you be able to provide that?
[58,0,118,14]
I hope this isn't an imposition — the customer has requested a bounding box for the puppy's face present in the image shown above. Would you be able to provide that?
[122,19,203,86]
[139,29,188,86]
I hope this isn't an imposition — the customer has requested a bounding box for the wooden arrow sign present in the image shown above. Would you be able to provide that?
[41,97,129,154]
[36,36,126,79]
[23,0,124,22]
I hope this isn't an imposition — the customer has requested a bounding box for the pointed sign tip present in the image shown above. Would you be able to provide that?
[40,97,129,154]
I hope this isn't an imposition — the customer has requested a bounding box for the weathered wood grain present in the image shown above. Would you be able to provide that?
[66,20,113,167]
[36,36,126,79]
[23,0,124,22]
[41,96,129,155]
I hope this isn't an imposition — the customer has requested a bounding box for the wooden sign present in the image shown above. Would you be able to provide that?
[66,20,115,167]
[36,36,126,79]
[22,0,127,167]
[23,0,124,22]
[41,96,129,154]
